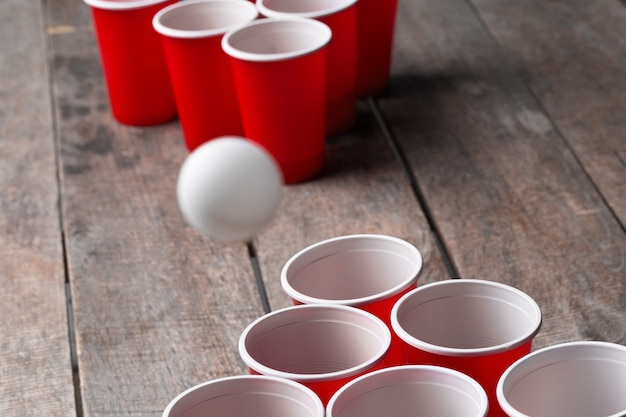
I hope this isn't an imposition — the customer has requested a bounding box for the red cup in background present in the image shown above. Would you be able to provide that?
[222,18,331,184]
[83,0,177,126]
[391,279,542,417]
[256,0,358,137]
[162,375,325,417]
[153,0,258,151]
[281,234,423,366]
[238,304,391,405]
[497,341,626,417]
[327,365,489,417]
[355,0,399,98]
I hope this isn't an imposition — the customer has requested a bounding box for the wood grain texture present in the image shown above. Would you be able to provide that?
[255,102,449,311]
[380,0,625,348]
[0,0,75,416]
[470,0,626,226]
[45,1,267,416]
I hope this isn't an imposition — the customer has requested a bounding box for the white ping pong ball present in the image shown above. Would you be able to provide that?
[176,136,283,243]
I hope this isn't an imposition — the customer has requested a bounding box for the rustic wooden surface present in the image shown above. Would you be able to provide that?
[44,1,267,417]
[1,0,624,416]
[0,1,75,416]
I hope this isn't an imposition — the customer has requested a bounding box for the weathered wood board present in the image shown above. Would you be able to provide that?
[45,0,268,415]
[472,0,626,225]
[0,0,75,416]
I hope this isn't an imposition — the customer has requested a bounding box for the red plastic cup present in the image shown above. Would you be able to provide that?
[355,0,399,97]
[497,341,626,417]
[256,0,358,137]
[162,375,325,417]
[83,0,178,126]
[391,279,542,417]
[238,304,391,405]
[153,0,258,151]
[327,365,489,417]
[221,18,331,184]
[281,234,423,366]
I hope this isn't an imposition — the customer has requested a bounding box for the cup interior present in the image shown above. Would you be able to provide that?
[164,376,324,417]
[393,280,541,353]
[498,342,626,417]
[282,235,422,304]
[240,305,390,379]
[154,0,258,37]
[222,18,331,61]
[327,365,488,417]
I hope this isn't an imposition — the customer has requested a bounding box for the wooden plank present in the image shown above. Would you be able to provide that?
[45,1,268,416]
[379,0,626,348]
[470,0,626,226]
[0,0,75,416]
[256,103,450,311]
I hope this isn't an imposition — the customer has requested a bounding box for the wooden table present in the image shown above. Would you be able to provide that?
[2,0,624,415]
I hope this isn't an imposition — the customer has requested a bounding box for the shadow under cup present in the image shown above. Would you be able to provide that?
[391,279,542,417]
[238,304,391,405]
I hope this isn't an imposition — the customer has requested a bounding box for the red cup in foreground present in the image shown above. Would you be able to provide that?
[222,18,331,183]
[391,279,542,417]
[162,375,324,417]
[256,0,358,137]
[238,304,391,405]
[83,0,177,126]
[497,341,626,417]
[327,365,489,417]
[153,0,258,151]
[355,0,399,97]
[281,234,423,365]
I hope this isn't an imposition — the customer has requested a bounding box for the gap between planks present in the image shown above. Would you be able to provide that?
[367,97,461,279]
[43,1,85,414]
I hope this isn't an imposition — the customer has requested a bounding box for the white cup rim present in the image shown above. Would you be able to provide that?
[327,365,489,417]
[391,279,542,356]
[496,341,626,417]
[153,0,258,39]
[256,0,358,20]
[162,374,325,417]
[83,0,171,11]
[280,234,423,307]
[238,304,391,382]
[221,17,332,62]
